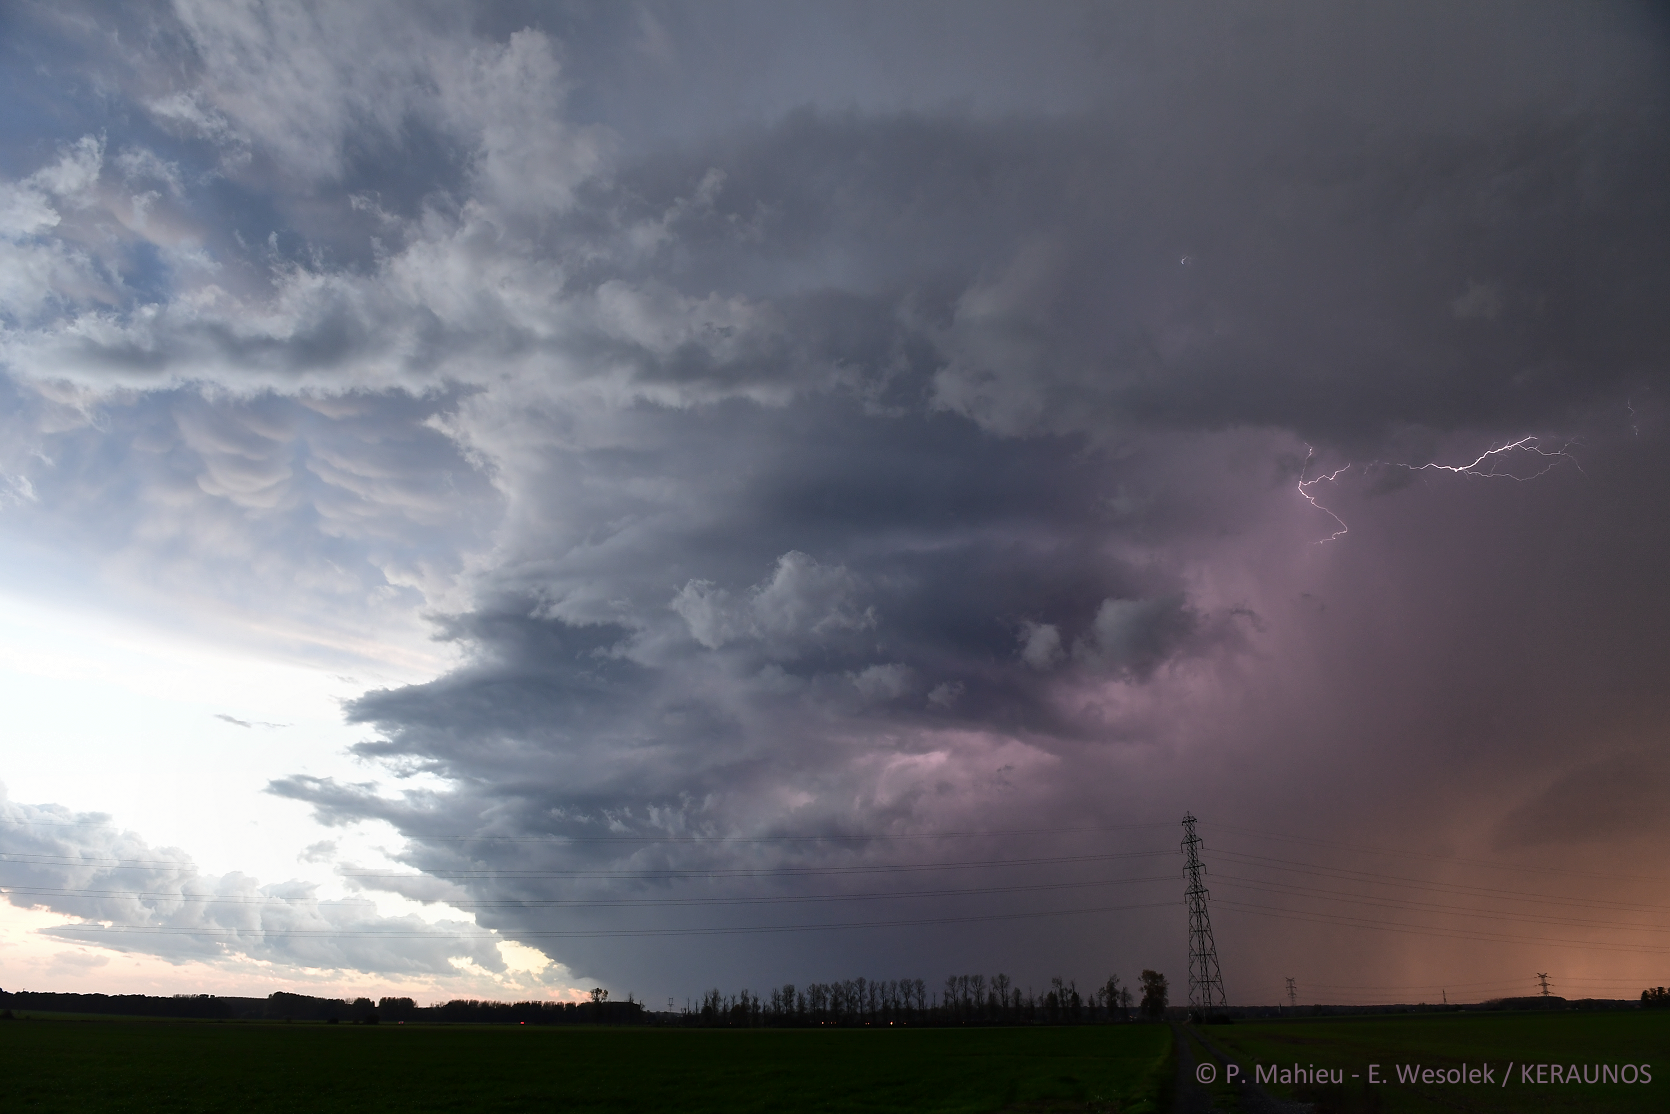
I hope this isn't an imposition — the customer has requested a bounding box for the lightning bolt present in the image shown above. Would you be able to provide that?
[1296,448,1354,543]
[1297,436,1577,544]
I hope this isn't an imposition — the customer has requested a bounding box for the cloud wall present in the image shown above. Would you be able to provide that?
[0,0,1666,999]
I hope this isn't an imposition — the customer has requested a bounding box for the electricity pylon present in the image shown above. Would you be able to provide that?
[1537,973,1551,997]
[1182,812,1227,1012]
[1285,977,1297,1010]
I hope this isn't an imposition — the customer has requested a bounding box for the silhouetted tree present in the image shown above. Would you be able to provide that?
[378,997,417,1021]
[1100,976,1121,1020]
[1139,970,1168,1020]
[992,974,1011,1022]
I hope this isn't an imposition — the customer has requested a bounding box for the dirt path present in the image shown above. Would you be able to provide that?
[1169,1023,1217,1113]
[1187,1027,1314,1114]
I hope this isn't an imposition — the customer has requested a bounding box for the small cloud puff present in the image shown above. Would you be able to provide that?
[1019,621,1065,670]
[298,840,338,864]
[926,680,964,708]
[1073,596,1193,674]
[672,551,875,656]
[850,662,915,703]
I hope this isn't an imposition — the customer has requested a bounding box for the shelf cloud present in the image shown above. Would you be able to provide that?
[1,1,1666,997]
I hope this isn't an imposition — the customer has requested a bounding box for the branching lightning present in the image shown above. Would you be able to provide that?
[1297,436,1577,544]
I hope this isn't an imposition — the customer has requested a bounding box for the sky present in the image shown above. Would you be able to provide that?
[0,0,1667,1008]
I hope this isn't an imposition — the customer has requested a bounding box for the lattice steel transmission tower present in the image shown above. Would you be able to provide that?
[1285,977,1297,1010]
[1182,812,1227,1012]
[1537,973,1551,997]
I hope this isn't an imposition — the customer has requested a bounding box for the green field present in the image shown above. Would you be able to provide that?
[0,1018,1171,1113]
[1197,1010,1666,1112]
[6,1009,1660,1112]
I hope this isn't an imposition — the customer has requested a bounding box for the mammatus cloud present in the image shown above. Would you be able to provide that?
[0,1,1666,996]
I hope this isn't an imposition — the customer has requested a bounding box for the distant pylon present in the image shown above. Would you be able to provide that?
[1285,977,1297,1009]
[1182,812,1227,1012]
[1537,973,1551,997]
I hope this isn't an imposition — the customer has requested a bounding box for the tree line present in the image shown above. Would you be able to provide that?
[1,971,1176,1027]
[375,993,644,1025]
[0,989,643,1025]
[680,970,1170,1026]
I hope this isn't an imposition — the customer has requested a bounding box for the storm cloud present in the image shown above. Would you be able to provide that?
[1,1,1667,998]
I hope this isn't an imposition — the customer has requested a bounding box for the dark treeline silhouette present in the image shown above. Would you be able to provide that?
[8,980,1652,1026]
[379,995,643,1025]
[0,990,268,1021]
[678,972,1141,1027]
[0,988,643,1025]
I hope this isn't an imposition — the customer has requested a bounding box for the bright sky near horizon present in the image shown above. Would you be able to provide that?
[1,1,1668,1008]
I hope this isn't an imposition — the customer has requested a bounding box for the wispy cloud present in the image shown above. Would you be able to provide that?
[215,714,289,730]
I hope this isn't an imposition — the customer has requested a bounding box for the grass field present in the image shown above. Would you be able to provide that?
[0,1017,1171,1113]
[1199,1009,1667,1112]
[7,1009,1658,1112]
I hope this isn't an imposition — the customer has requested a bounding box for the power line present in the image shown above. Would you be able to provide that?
[1210,875,1670,935]
[1306,978,1650,995]
[10,813,1665,966]
[1202,823,1670,886]
[0,816,1176,842]
[1211,851,1670,915]
[43,898,1183,940]
[1308,978,1533,991]
[0,872,1177,910]
[1215,898,1670,955]
[0,848,1177,878]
